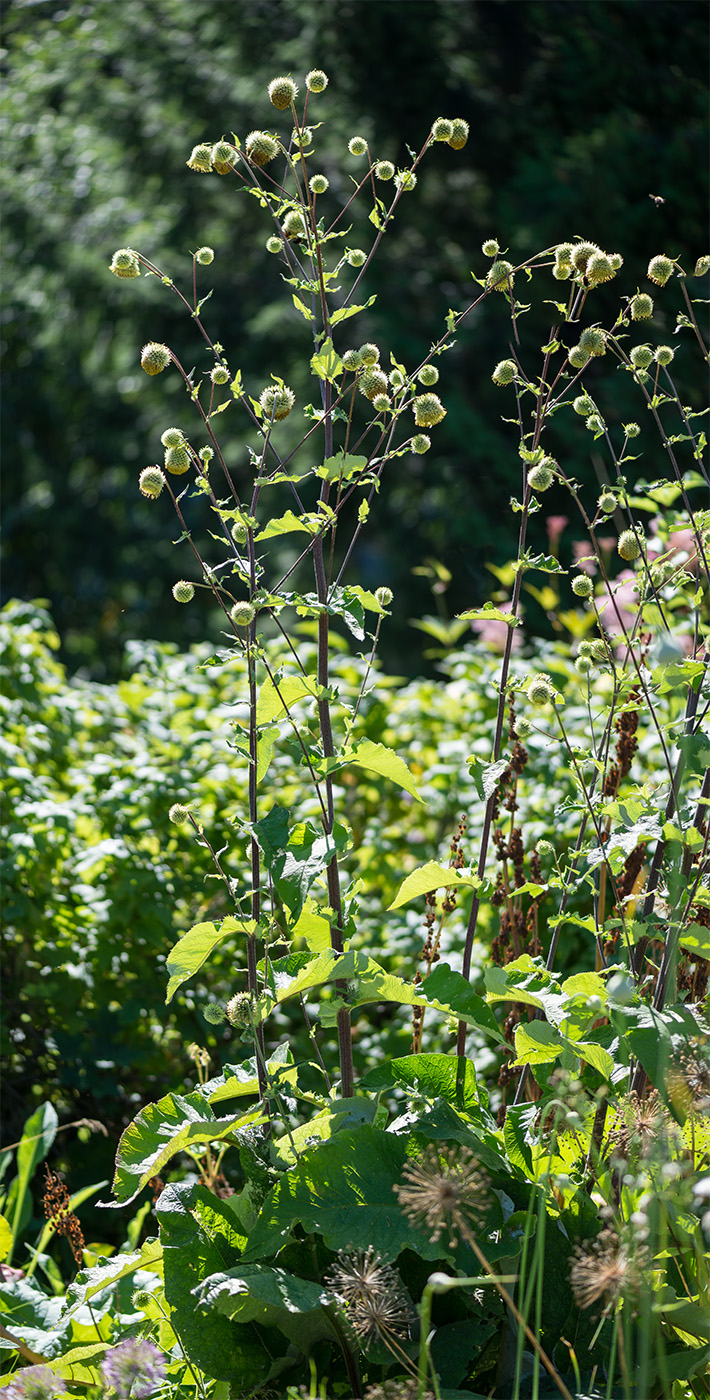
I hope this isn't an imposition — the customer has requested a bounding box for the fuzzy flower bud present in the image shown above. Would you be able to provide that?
[110,247,140,278]
[553,261,572,280]
[395,169,417,191]
[630,344,654,369]
[212,141,237,174]
[556,243,573,261]
[389,369,404,389]
[586,251,614,285]
[631,293,654,320]
[586,414,604,434]
[348,136,368,156]
[347,248,366,267]
[306,69,328,93]
[647,254,673,286]
[266,236,283,254]
[572,575,593,598]
[232,521,248,544]
[568,345,590,369]
[168,803,189,825]
[654,345,675,366]
[246,130,279,167]
[610,253,624,271]
[359,367,389,401]
[528,673,554,706]
[141,342,171,376]
[431,117,454,142]
[528,462,554,492]
[618,529,643,561]
[492,359,517,385]
[372,393,391,411]
[571,242,601,275]
[195,247,214,265]
[694,255,710,277]
[411,434,431,454]
[172,580,195,603]
[292,126,313,147]
[448,118,469,150]
[199,446,214,462]
[599,491,617,514]
[575,655,593,675]
[418,364,439,386]
[487,260,514,292]
[260,384,295,420]
[375,586,393,607]
[482,239,499,257]
[374,160,395,181]
[624,423,640,437]
[309,174,329,195]
[413,393,446,427]
[268,76,298,110]
[230,602,256,628]
[573,395,595,416]
[342,349,362,372]
[211,366,230,385]
[164,445,191,475]
[579,327,606,357]
[187,143,213,173]
[226,992,254,1027]
[138,466,165,499]
[359,343,380,365]
[160,427,184,448]
[282,209,307,240]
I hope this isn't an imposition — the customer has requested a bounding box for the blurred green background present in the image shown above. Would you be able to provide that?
[2,0,708,677]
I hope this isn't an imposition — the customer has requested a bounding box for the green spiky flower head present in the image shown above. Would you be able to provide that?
[572,575,593,598]
[492,359,516,385]
[571,242,601,275]
[411,434,431,454]
[306,69,328,93]
[568,345,590,369]
[164,445,191,475]
[348,136,368,156]
[138,466,165,499]
[487,260,514,292]
[694,255,710,277]
[448,118,469,150]
[266,236,283,254]
[110,248,140,278]
[586,252,614,285]
[347,248,366,267]
[528,673,555,706]
[573,395,595,416]
[187,143,213,173]
[309,174,329,194]
[528,460,556,492]
[618,529,643,561]
[141,342,171,375]
[212,141,237,174]
[172,580,195,603]
[169,803,190,824]
[359,343,380,366]
[482,239,499,257]
[418,365,439,386]
[282,209,307,240]
[160,427,185,449]
[431,117,454,142]
[211,366,230,384]
[647,254,674,286]
[268,76,298,110]
[375,586,393,607]
[230,602,256,628]
[374,160,395,181]
[654,345,675,366]
[195,246,214,265]
[630,344,653,369]
[631,293,653,320]
[246,130,279,167]
[599,491,617,514]
[372,393,391,412]
[359,368,389,401]
[414,393,446,427]
[579,327,606,357]
[260,384,295,420]
[341,349,362,372]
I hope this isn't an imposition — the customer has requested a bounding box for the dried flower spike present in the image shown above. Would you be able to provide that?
[570,1229,644,1312]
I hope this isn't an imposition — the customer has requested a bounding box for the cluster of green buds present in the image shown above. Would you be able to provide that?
[429,116,470,150]
[161,427,191,475]
[554,241,623,285]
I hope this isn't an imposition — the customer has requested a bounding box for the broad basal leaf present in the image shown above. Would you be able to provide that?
[107,1093,264,1206]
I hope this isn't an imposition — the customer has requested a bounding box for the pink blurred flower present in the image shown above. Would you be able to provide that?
[572,540,596,575]
[546,515,569,551]
[470,605,521,654]
[597,568,638,637]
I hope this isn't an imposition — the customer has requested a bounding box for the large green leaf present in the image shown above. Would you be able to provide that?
[202,1044,294,1105]
[679,920,710,962]
[310,337,343,382]
[166,916,256,1003]
[195,1264,335,1352]
[242,1125,444,1263]
[62,1237,163,1316]
[0,1275,66,1357]
[389,860,482,910]
[157,1181,263,1386]
[7,1102,57,1262]
[108,1092,264,1205]
[255,675,318,726]
[315,739,424,802]
[485,956,567,1025]
[360,1053,486,1116]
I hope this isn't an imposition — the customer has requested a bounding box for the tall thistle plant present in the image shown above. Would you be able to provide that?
[6,69,709,1400]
